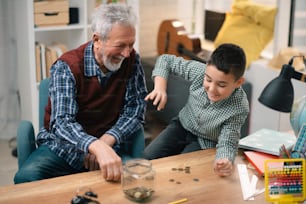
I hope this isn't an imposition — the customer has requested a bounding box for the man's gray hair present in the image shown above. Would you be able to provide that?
[91,3,137,41]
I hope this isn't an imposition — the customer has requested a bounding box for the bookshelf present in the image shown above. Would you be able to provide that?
[11,0,139,133]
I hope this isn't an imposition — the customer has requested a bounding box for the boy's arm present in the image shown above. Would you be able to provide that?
[152,54,205,82]
[146,54,204,111]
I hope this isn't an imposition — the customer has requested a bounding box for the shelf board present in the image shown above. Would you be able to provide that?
[34,24,86,32]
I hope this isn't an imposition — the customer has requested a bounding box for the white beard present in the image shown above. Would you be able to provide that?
[104,56,124,72]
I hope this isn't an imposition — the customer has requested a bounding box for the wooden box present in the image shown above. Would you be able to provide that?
[34,0,69,27]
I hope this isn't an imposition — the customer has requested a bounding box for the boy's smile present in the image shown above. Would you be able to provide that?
[203,65,244,102]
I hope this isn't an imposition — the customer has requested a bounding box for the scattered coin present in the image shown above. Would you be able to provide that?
[193,178,199,182]
[169,166,197,184]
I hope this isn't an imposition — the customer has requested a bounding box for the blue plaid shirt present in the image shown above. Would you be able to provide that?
[37,42,147,170]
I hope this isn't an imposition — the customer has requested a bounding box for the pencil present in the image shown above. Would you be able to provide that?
[168,198,188,204]
[282,144,291,158]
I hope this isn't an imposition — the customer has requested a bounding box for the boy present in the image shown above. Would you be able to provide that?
[143,43,249,177]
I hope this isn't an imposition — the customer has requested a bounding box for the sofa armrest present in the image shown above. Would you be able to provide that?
[16,120,36,168]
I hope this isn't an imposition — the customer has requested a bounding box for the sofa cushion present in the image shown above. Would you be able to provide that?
[214,0,277,68]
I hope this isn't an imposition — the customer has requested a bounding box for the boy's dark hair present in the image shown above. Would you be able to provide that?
[207,43,246,80]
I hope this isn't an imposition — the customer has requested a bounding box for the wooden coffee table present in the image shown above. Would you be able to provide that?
[0,148,267,203]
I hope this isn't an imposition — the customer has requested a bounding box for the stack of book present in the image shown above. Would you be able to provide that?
[35,42,68,82]
[238,128,297,176]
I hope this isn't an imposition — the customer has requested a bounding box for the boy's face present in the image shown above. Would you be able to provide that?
[203,65,244,102]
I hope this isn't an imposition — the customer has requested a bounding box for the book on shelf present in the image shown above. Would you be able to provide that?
[238,128,296,156]
[40,42,47,80]
[51,42,68,55]
[244,151,278,177]
[35,42,42,82]
[45,46,58,78]
[35,42,68,82]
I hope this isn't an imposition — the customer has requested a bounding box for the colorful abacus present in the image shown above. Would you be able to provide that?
[264,159,305,203]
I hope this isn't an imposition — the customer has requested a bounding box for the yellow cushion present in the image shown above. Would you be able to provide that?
[214,0,277,68]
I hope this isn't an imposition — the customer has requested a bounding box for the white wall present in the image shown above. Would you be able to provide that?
[138,0,179,57]
[0,1,7,131]
[138,0,204,57]
[0,1,20,139]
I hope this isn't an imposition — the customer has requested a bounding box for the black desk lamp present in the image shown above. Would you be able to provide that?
[258,56,306,113]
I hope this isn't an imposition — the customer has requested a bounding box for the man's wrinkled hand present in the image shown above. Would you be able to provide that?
[88,139,122,181]
[84,153,100,171]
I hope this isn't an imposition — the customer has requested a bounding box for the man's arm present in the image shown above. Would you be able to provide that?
[106,54,147,145]
[49,61,97,153]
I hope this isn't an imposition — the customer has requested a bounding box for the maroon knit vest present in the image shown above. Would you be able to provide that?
[43,42,135,138]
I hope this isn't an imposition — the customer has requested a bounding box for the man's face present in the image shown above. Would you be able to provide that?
[94,24,135,72]
[203,65,244,102]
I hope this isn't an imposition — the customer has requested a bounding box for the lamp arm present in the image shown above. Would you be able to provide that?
[288,55,306,82]
[292,70,306,82]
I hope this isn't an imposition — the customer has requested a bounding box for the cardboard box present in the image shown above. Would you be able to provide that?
[34,0,69,27]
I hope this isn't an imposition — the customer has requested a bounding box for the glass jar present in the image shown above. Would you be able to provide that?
[122,159,155,202]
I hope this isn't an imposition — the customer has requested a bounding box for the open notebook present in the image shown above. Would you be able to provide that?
[239,128,296,156]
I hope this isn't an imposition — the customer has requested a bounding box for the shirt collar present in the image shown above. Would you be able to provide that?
[84,41,103,77]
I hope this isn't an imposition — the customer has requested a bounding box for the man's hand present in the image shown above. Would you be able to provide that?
[84,153,100,171]
[213,158,233,177]
[88,136,122,181]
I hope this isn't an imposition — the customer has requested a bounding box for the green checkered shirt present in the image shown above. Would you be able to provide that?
[152,54,249,162]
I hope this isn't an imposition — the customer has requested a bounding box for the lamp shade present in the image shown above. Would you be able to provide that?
[258,76,294,113]
[259,57,306,113]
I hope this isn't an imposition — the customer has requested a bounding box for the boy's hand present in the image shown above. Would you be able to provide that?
[145,76,168,111]
[213,158,233,177]
[145,89,167,111]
